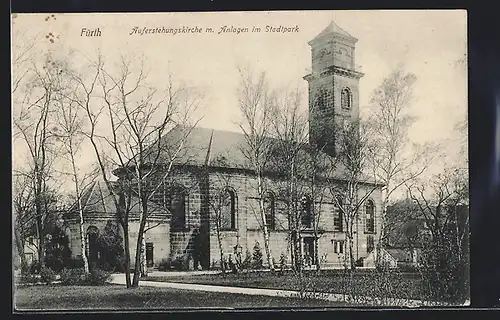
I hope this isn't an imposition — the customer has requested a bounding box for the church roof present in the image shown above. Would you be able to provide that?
[384,248,413,263]
[64,180,168,221]
[136,125,382,186]
[310,20,357,43]
[139,125,251,170]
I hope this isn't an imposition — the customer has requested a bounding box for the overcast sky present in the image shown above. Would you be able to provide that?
[12,10,467,186]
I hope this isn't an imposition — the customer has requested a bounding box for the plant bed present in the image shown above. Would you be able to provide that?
[143,269,428,302]
[14,284,346,310]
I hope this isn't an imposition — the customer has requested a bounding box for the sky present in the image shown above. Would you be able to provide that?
[11,10,467,191]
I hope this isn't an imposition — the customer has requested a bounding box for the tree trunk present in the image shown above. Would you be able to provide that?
[132,220,146,287]
[346,224,355,270]
[69,141,90,274]
[35,210,45,268]
[79,214,89,274]
[121,222,132,288]
[295,202,302,273]
[132,194,148,287]
[288,162,302,273]
[140,235,147,277]
[376,199,388,267]
[14,221,27,270]
[288,167,296,270]
[257,171,274,271]
[216,217,226,274]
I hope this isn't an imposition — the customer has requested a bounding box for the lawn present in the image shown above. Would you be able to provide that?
[143,269,427,301]
[14,284,345,311]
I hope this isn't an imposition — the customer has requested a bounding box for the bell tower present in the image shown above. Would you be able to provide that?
[303,21,364,156]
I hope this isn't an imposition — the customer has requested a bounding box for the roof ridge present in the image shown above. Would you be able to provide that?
[310,20,357,43]
[82,181,98,211]
[96,181,109,215]
[191,125,243,136]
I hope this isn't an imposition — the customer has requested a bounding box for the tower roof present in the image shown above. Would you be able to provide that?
[310,20,357,44]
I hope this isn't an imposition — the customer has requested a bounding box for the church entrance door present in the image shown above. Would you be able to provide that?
[146,242,154,267]
[302,237,315,267]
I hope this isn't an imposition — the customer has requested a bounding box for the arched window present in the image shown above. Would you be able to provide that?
[264,191,276,230]
[365,200,375,233]
[300,195,313,228]
[167,185,188,232]
[341,87,352,110]
[221,189,237,230]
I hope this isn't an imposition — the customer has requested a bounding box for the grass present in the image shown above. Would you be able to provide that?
[143,269,427,301]
[14,284,346,310]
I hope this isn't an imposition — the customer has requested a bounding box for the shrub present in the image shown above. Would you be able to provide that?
[60,268,86,285]
[85,268,111,286]
[398,264,418,273]
[19,273,38,284]
[97,221,125,272]
[228,255,238,274]
[40,266,57,285]
[45,226,72,272]
[241,250,252,270]
[418,238,468,303]
[20,261,31,275]
[170,255,186,271]
[158,255,186,271]
[157,258,171,271]
[29,261,41,274]
[251,242,263,270]
[279,253,288,274]
[67,257,85,269]
[355,257,365,268]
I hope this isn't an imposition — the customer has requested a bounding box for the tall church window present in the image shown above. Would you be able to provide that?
[221,189,237,230]
[367,235,375,253]
[264,191,276,230]
[168,185,189,232]
[300,195,313,228]
[333,198,344,232]
[341,87,352,110]
[365,200,375,233]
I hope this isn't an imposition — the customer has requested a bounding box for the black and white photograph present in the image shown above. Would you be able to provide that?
[11,10,468,310]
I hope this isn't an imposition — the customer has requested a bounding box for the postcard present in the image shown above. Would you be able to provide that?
[11,10,468,311]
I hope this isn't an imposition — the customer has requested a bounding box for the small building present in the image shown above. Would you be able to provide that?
[364,246,421,269]
[23,237,38,266]
[63,180,171,270]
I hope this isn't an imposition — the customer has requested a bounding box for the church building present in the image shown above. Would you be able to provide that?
[64,21,383,271]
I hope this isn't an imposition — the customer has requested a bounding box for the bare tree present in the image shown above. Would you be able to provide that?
[268,85,309,271]
[406,166,469,302]
[406,167,468,252]
[236,65,275,271]
[206,156,237,275]
[95,54,202,287]
[12,52,66,268]
[366,68,436,260]
[329,119,379,270]
[304,144,333,270]
[53,80,100,274]
[13,173,36,270]
[11,19,37,95]
[63,52,138,286]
